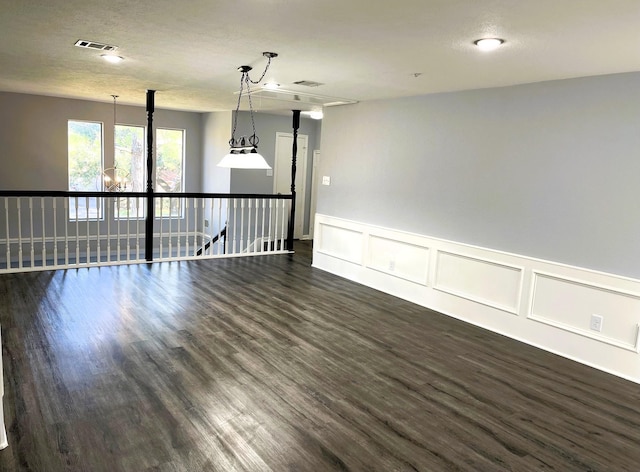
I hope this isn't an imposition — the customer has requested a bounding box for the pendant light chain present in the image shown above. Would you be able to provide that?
[112,95,118,128]
[228,53,276,148]
[247,55,273,85]
[229,74,245,145]
[245,74,258,145]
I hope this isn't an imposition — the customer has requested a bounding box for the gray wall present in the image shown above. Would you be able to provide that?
[319,72,640,278]
[0,92,203,191]
[201,111,232,193]
[229,111,322,235]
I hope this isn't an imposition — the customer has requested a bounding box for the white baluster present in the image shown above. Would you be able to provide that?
[17,199,23,268]
[185,198,190,257]
[217,198,223,256]
[4,198,10,269]
[74,197,80,266]
[225,199,230,254]
[159,197,164,259]
[40,198,46,267]
[168,196,173,259]
[246,198,252,252]
[27,197,34,267]
[52,198,58,266]
[232,198,237,254]
[116,195,121,262]
[201,198,206,257]
[273,198,279,252]
[64,198,69,266]
[261,198,266,253]
[281,199,287,251]
[136,196,141,260]
[253,198,259,254]
[209,197,214,256]
[240,198,245,253]
[106,196,111,263]
[96,195,101,263]
[126,196,131,261]
[85,196,91,265]
[176,197,182,257]
[267,199,273,252]
[192,197,198,257]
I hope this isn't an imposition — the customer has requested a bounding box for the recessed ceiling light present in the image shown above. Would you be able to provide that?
[263,82,280,90]
[474,38,505,51]
[101,54,124,64]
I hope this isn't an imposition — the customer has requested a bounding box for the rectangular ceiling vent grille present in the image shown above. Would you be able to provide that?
[74,39,118,51]
[293,80,324,87]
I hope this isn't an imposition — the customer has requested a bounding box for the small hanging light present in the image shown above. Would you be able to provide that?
[218,52,277,170]
[101,95,130,191]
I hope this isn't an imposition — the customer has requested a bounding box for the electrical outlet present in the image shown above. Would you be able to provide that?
[322,176,331,186]
[389,260,395,271]
[204,219,209,227]
[590,314,603,332]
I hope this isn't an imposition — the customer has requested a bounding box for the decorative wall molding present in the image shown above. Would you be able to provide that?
[316,223,364,264]
[528,271,640,352]
[366,234,429,285]
[312,213,640,383]
[433,250,523,315]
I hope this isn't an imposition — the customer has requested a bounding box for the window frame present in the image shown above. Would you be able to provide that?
[67,119,105,220]
[155,127,186,219]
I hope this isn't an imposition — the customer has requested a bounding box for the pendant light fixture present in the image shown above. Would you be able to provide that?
[101,95,130,191]
[218,52,278,170]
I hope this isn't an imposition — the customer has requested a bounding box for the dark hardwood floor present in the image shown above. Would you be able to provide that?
[0,241,639,471]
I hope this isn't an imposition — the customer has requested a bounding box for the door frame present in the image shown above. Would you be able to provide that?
[273,132,308,239]
[309,150,320,239]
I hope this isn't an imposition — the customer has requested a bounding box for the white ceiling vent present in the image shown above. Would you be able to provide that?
[74,39,118,51]
[293,80,324,87]
[242,88,357,107]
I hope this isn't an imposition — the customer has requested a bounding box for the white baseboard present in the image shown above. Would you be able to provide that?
[312,213,640,384]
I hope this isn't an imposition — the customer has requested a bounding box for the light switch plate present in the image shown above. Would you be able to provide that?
[322,176,331,185]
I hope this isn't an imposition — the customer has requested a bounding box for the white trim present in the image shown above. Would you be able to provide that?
[526,270,640,351]
[309,150,320,238]
[365,234,430,285]
[529,269,640,300]
[274,132,308,239]
[433,250,524,315]
[527,313,638,352]
[312,214,640,383]
[315,214,640,285]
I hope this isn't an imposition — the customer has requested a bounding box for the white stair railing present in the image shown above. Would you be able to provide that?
[0,192,293,273]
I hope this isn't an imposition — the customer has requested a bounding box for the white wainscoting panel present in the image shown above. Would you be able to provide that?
[367,235,429,285]
[312,213,640,383]
[316,223,363,265]
[434,251,523,315]
[529,271,640,351]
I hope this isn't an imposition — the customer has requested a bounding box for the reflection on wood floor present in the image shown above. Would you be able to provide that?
[0,240,639,471]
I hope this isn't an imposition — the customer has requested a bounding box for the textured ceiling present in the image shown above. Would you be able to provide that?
[0,0,638,112]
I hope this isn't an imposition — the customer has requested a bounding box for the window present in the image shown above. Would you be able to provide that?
[68,120,102,219]
[67,122,185,219]
[115,124,145,192]
[114,124,145,218]
[155,128,184,217]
